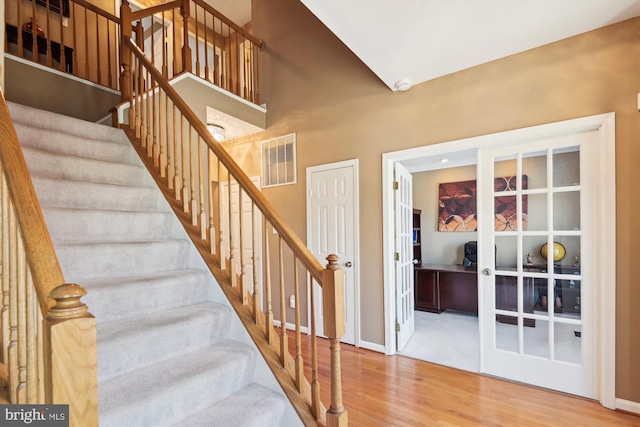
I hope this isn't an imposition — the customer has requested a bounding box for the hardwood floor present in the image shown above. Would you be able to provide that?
[287,330,640,426]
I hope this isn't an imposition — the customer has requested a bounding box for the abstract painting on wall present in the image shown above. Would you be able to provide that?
[438,176,528,232]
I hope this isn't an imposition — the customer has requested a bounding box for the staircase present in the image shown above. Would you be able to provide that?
[9,102,289,426]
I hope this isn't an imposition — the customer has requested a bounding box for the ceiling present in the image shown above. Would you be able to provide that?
[300,0,640,91]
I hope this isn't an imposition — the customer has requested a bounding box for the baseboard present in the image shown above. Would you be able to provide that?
[273,320,309,334]
[616,398,640,415]
[359,340,385,353]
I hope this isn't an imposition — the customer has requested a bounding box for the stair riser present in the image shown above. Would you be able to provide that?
[56,240,190,282]
[24,148,147,186]
[83,271,210,324]
[43,209,173,243]
[14,123,137,165]
[32,177,160,211]
[97,303,232,381]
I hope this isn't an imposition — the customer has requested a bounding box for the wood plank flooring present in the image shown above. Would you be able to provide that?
[287,330,640,426]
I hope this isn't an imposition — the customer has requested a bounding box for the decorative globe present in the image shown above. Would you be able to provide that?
[540,242,566,262]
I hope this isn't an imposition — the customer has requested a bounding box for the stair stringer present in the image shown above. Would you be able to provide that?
[121,126,325,427]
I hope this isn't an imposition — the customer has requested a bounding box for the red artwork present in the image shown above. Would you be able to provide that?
[438,176,528,232]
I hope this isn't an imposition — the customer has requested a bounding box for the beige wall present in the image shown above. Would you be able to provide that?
[232,1,639,402]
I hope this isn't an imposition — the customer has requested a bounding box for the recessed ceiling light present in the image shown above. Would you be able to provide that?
[440,158,449,163]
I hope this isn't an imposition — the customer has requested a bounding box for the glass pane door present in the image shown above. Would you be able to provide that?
[479,136,591,397]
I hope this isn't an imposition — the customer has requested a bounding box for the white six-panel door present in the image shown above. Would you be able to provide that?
[307,160,359,345]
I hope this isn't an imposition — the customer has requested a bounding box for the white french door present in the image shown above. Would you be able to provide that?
[478,131,597,398]
[394,163,415,351]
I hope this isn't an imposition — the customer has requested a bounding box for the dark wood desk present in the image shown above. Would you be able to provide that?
[415,264,552,327]
[414,264,477,314]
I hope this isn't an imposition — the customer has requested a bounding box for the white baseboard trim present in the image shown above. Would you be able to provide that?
[273,320,309,335]
[616,398,640,415]
[359,340,385,353]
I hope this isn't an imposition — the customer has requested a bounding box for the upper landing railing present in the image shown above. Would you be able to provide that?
[4,0,262,105]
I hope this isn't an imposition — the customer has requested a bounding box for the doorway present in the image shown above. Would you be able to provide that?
[306,159,360,346]
[382,114,615,406]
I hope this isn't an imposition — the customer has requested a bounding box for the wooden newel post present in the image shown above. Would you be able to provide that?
[44,284,98,427]
[322,254,348,427]
[120,0,132,104]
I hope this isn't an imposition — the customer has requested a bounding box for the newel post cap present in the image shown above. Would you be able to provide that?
[48,283,89,319]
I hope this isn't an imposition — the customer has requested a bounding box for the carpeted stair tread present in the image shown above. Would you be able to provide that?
[81,269,210,323]
[8,101,128,143]
[43,207,173,243]
[31,176,159,211]
[97,302,232,381]
[172,383,287,427]
[55,239,191,282]
[22,146,149,186]
[99,341,257,427]
[13,122,138,165]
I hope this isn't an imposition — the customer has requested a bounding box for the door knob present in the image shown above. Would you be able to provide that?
[345,261,353,268]
[482,268,492,276]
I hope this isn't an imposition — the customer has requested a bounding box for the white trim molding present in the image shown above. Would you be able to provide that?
[359,340,385,354]
[616,398,640,415]
[382,113,616,407]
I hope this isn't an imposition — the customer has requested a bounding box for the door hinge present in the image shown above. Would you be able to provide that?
[395,323,400,332]
[393,181,399,190]
[394,252,399,261]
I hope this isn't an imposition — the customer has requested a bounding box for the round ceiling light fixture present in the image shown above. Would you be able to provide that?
[394,79,413,92]
[207,124,225,142]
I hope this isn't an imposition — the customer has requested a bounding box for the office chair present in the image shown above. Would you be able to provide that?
[462,241,478,266]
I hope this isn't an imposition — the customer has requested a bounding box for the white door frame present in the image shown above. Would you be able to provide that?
[382,113,615,408]
[306,159,361,346]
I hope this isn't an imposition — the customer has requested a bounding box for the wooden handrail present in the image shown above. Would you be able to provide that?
[130,0,181,21]
[123,35,323,282]
[0,93,98,426]
[72,0,120,24]
[128,0,263,49]
[122,32,347,425]
[0,95,62,314]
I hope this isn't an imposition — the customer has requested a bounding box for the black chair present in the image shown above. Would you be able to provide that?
[462,241,478,266]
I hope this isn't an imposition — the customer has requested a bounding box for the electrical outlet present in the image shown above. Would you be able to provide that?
[289,295,295,309]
